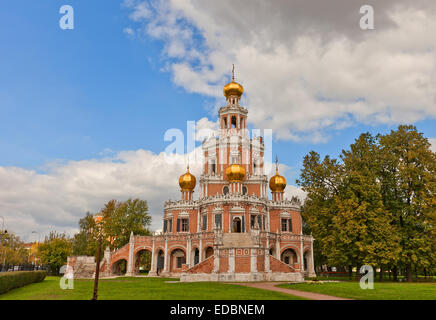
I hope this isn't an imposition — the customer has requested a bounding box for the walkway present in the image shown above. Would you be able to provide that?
[234,282,352,300]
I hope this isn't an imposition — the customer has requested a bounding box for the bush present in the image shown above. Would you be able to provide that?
[0,271,47,294]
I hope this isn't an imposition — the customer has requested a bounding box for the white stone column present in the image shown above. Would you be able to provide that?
[310,237,316,276]
[103,246,111,277]
[187,236,191,268]
[199,237,203,262]
[300,234,305,273]
[276,233,280,260]
[213,248,219,273]
[228,248,235,274]
[126,231,135,276]
[264,248,270,272]
[250,249,257,273]
[266,233,270,249]
[164,236,168,272]
[149,237,157,276]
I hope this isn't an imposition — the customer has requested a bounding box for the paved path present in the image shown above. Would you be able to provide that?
[234,282,352,300]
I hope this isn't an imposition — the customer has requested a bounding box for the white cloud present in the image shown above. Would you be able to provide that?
[123,27,135,36]
[429,138,436,153]
[0,144,303,240]
[0,149,201,241]
[123,0,436,142]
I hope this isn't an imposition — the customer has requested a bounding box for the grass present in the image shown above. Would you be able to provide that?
[278,281,436,300]
[308,273,436,282]
[0,276,305,300]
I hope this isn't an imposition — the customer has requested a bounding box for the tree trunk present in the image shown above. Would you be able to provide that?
[348,265,353,280]
[355,263,361,281]
[393,266,398,281]
[379,266,383,281]
[406,265,412,282]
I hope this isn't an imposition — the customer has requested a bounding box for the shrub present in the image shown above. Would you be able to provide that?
[0,271,47,295]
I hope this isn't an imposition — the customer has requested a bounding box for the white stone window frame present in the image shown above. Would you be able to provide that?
[212,207,224,230]
[280,212,292,233]
[177,212,190,233]
[229,206,245,233]
[163,212,173,234]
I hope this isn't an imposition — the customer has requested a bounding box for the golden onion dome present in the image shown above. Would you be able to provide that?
[224,81,244,98]
[179,166,196,191]
[226,164,246,182]
[269,171,286,192]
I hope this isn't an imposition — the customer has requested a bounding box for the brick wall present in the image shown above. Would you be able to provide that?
[270,256,295,273]
[235,256,250,273]
[185,256,214,274]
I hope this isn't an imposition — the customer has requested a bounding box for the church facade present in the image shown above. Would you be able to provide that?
[96,75,316,282]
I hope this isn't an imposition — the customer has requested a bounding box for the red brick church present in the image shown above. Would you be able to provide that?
[93,73,315,282]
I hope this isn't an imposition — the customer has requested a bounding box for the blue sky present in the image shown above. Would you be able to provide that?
[1,0,435,238]
[1,1,204,168]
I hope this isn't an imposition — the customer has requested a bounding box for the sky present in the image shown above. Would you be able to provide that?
[1,0,436,241]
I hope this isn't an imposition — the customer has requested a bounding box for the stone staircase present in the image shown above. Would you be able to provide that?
[222,233,253,247]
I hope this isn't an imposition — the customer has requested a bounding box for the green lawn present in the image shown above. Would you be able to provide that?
[279,281,436,300]
[0,276,305,300]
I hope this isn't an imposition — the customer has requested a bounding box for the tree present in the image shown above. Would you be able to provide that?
[72,198,152,256]
[0,232,29,267]
[38,232,72,275]
[297,151,345,272]
[298,133,401,278]
[72,212,100,256]
[378,125,436,281]
[336,133,400,278]
[102,198,152,250]
[298,126,435,281]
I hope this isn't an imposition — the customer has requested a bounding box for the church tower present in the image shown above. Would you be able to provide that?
[200,66,269,201]
[100,66,316,282]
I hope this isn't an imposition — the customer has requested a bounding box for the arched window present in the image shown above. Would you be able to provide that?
[210,159,216,174]
[194,248,199,265]
[231,116,237,128]
[281,249,298,265]
[214,213,222,229]
[223,186,229,195]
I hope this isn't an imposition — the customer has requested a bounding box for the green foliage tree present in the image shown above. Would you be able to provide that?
[378,125,436,281]
[72,212,99,256]
[72,198,152,258]
[297,152,345,273]
[102,198,152,249]
[335,133,400,278]
[298,127,433,280]
[0,232,28,266]
[38,232,72,275]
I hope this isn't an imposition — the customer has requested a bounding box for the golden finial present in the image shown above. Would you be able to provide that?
[224,64,244,98]
[270,155,287,192]
[275,155,279,173]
